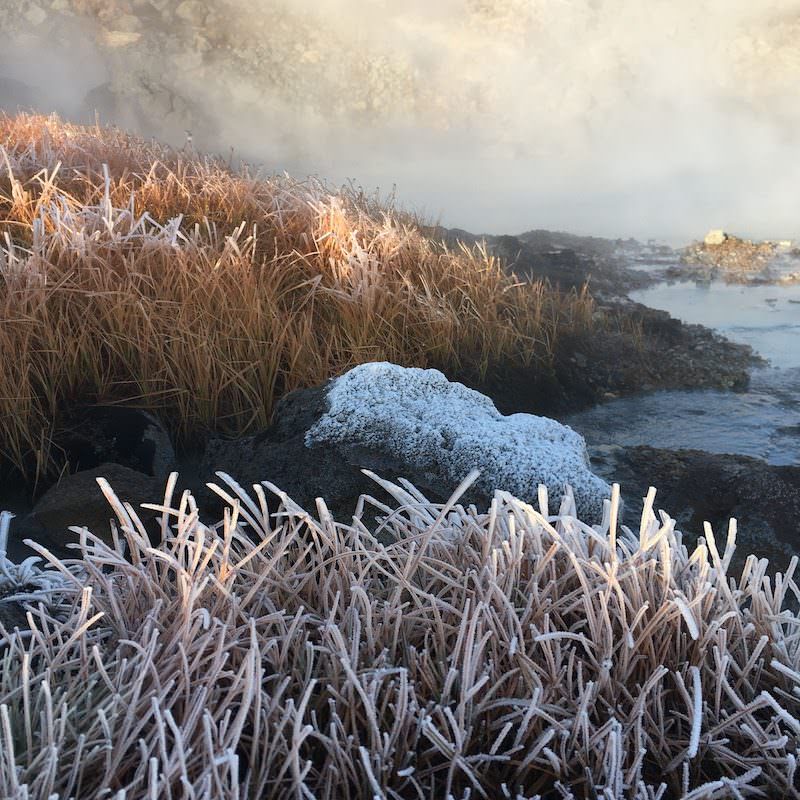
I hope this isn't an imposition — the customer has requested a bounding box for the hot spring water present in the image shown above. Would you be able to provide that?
[565,275,800,465]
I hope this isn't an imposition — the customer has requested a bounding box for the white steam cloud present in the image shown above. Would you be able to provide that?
[2,0,800,241]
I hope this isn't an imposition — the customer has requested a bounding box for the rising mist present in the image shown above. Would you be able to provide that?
[2,0,800,241]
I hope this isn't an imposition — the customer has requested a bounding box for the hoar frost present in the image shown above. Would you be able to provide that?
[306,363,611,519]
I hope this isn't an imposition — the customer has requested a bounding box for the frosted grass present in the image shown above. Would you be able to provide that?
[0,471,797,797]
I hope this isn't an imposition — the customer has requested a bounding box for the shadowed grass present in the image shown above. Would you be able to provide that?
[0,113,594,483]
[0,476,797,798]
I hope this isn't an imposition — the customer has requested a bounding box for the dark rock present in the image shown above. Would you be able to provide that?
[424,225,653,296]
[682,235,778,278]
[517,229,619,259]
[593,445,800,573]
[201,382,391,526]
[81,82,122,121]
[465,298,757,420]
[0,600,29,633]
[29,463,165,547]
[3,513,64,563]
[420,226,755,416]
[551,301,757,413]
[53,406,176,479]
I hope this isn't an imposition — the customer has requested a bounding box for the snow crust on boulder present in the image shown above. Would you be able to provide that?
[306,363,611,520]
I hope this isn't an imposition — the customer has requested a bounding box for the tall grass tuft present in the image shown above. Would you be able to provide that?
[0,474,797,798]
[0,113,593,482]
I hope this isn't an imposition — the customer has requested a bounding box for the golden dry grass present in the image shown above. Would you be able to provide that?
[0,474,798,798]
[0,113,593,483]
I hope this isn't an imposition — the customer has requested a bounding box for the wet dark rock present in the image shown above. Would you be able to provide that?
[592,445,800,572]
[595,300,761,392]
[777,424,800,436]
[419,227,755,415]
[468,300,758,418]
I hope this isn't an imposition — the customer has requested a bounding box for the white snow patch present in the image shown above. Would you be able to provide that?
[306,363,611,519]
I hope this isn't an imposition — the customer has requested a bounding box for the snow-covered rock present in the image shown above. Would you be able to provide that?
[203,362,612,526]
[704,229,729,246]
[306,363,611,520]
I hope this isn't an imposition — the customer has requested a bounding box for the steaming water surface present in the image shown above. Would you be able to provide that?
[565,277,800,465]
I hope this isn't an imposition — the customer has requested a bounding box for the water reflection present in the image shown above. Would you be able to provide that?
[565,277,800,465]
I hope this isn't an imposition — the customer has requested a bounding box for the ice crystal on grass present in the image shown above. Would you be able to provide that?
[0,113,595,485]
[0,511,65,613]
[0,474,797,798]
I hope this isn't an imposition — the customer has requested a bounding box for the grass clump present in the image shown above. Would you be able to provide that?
[0,474,798,798]
[0,113,593,483]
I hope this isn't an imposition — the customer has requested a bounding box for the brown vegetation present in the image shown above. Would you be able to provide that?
[0,113,593,483]
[1,474,798,798]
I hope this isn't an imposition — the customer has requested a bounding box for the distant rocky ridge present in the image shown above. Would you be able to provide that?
[448,223,800,289]
[428,224,653,297]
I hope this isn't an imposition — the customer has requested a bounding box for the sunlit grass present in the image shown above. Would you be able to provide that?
[0,113,594,482]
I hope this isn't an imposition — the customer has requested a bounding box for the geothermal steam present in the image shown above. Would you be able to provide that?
[2,0,800,239]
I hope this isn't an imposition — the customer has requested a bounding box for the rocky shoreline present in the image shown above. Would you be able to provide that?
[590,444,800,573]
[456,228,760,415]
